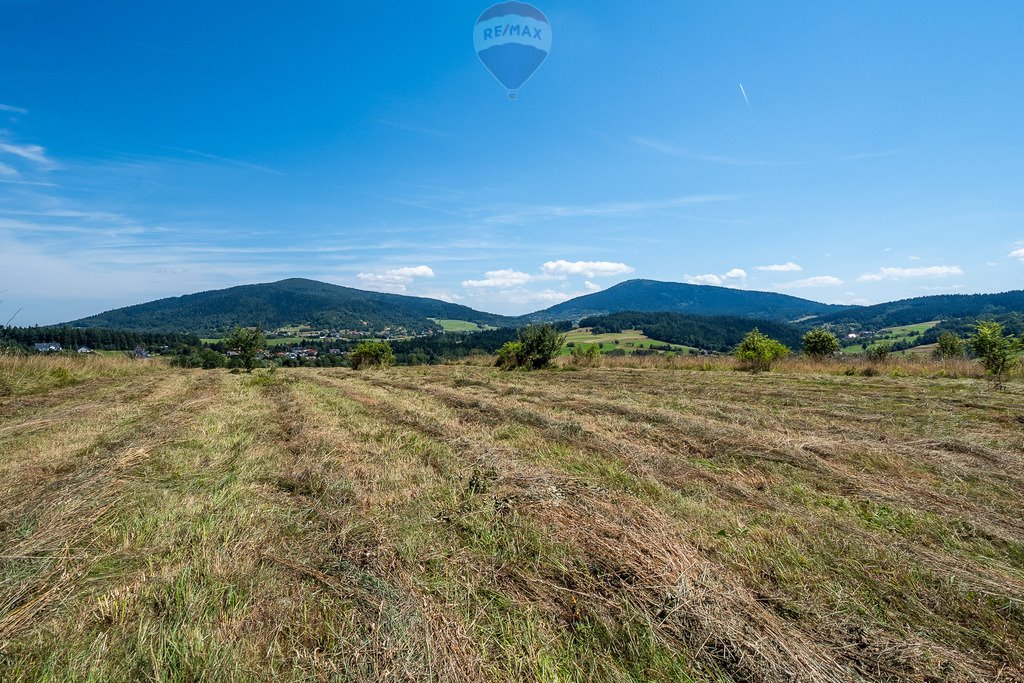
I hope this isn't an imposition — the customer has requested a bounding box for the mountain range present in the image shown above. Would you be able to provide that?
[63,277,1024,336]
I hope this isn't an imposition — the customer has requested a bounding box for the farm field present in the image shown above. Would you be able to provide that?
[430,319,496,332]
[203,336,308,348]
[841,321,940,355]
[562,328,696,355]
[1,356,1023,682]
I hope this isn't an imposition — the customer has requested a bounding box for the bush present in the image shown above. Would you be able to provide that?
[349,340,395,370]
[933,332,965,360]
[969,321,1020,377]
[569,343,601,367]
[865,343,893,363]
[222,326,266,373]
[734,329,789,373]
[496,324,566,370]
[171,348,227,369]
[802,328,840,358]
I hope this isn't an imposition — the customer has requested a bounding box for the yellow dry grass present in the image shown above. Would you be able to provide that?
[1,357,1022,682]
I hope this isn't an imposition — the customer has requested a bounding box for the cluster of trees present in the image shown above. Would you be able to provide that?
[816,291,1024,329]
[496,325,565,370]
[577,312,804,352]
[0,325,199,352]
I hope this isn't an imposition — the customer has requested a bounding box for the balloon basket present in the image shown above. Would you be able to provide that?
[507,90,518,101]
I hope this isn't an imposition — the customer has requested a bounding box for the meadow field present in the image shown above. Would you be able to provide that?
[1,355,1023,682]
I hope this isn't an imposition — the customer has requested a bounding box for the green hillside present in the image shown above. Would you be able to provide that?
[577,311,805,352]
[66,279,515,337]
[522,279,850,324]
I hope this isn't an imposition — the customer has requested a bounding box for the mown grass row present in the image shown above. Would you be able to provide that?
[1,361,1022,681]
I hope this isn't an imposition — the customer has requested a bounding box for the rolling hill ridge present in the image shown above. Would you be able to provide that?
[68,279,514,336]
[63,277,1024,338]
[520,279,850,323]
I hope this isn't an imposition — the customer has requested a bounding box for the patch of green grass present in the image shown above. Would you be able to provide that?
[431,319,494,332]
[561,328,696,355]
[842,321,940,355]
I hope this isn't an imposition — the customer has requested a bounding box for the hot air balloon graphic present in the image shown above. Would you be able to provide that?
[474,2,551,100]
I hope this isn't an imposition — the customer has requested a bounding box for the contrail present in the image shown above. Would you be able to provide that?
[739,83,751,109]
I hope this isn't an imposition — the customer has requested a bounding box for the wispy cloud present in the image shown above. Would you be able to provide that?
[483,194,738,225]
[920,285,965,291]
[755,262,801,272]
[0,104,28,114]
[777,275,843,288]
[858,265,963,282]
[168,147,285,175]
[1008,248,1024,264]
[835,150,898,161]
[632,137,801,167]
[0,142,54,169]
[376,119,449,137]
[541,260,633,278]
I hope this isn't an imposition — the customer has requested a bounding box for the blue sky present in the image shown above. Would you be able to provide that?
[1,1,1022,324]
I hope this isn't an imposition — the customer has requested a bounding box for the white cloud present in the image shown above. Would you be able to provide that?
[499,288,573,305]
[0,104,28,114]
[1009,248,1024,264]
[0,143,53,167]
[921,285,965,291]
[683,273,723,286]
[356,265,435,291]
[584,281,601,292]
[755,262,801,272]
[857,266,962,282]
[682,267,746,286]
[541,259,634,278]
[908,255,922,261]
[462,269,540,288]
[418,290,462,303]
[0,162,16,176]
[777,275,843,289]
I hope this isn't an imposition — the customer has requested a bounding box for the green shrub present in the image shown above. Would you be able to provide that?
[222,326,266,373]
[734,329,789,373]
[933,332,965,360]
[969,321,1020,377]
[802,328,840,358]
[349,340,395,370]
[866,343,893,363]
[569,343,601,367]
[496,324,566,370]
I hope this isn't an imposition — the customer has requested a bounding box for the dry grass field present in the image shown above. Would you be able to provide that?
[1,354,1023,682]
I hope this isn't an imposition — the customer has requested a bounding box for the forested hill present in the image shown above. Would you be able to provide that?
[66,279,515,336]
[813,290,1024,328]
[522,279,849,323]
[578,311,805,352]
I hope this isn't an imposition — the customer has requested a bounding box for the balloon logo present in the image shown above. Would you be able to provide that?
[474,2,551,100]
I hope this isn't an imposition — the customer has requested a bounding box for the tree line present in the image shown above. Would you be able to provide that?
[0,325,200,351]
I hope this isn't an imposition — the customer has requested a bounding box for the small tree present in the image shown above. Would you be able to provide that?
[933,332,965,360]
[569,343,601,367]
[865,342,892,363]
[496,324,566,370]
[802,328,840,358]
[735,329,789,373]
[223,326,266,372]
[969,321,1019,377]
[350,340,395,370]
